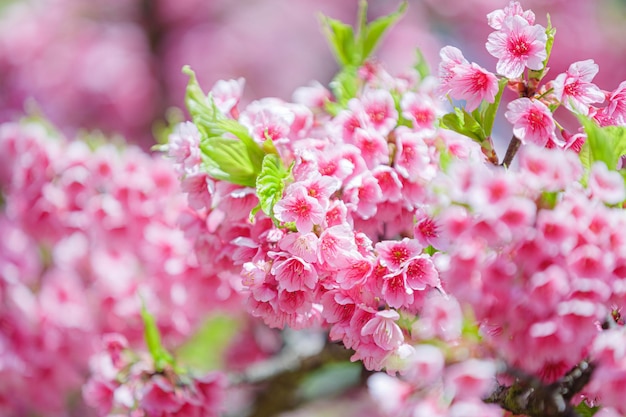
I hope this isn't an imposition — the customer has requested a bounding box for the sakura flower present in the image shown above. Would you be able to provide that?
[487,1,535,30]
[588,162,626,204]
[352,128,390,169]
[505,98,556,146]
[486,15,547,79]
[210,77,245,117]
[278,232,318,263]
[318,224,360,270]
[552,60,605,114]
[606,80,626,124]
[376,238,423,272]
[271,255,318,292]
[444,359,497,400]
[438,46,469,89]
[361,310,404,351]
[273,185,325,232]
[357,89,398,136]
[401,91,442,132]
[445,62,499,112]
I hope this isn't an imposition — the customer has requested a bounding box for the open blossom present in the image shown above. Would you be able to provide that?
[552,60,605,114]
[505,98,556,146]
[606,80,626,124]
[438,46,469,92]
[273,185,325,232]
[486,15,547,79]
[445,62,499,112]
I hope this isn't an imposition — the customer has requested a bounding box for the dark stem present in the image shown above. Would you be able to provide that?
[501,135,522,167]
[484,360,595,417]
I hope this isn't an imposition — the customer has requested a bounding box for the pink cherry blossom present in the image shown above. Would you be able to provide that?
[588,162,626,204]
[273,185,325,232]
[486,15,547,79]
[552,59,605,114]
[361,310,404,351]
[505,98,556,146]
[487,1,535,30]
[606,80,626,124]
[438,45,469,89]
[271,255,318,291]
[400,92,442,132]
[446,62,499,112]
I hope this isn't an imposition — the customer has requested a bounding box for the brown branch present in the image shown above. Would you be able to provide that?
[484,360,595,417]
[501,135,522,167]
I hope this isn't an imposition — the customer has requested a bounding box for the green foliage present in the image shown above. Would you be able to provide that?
[413,48,430,80]
[182,66,265,187]
[480,78,508,138]
[574,402,600,417]
[199,137,258,187]
[256,154,290,219]
[152,107,185,147]
[320,1,407,111]
[360,1,408,60]
[176,315,241,372]
[579,115,626,171]
[440,107,486,143]
[439,78,510,162]
[140,303,175,371]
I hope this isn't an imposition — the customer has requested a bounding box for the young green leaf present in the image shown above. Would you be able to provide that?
[440,107,486,143]
[329,67,359,108]
[573,402,599,417]
[319,14,356,66]
[361,1,408,60]
[481,78,508,137]
[413,48,430,80]
[200,137,258,187]
[579,115,626,170]
[140,302,174,371]
[256,153,289,218]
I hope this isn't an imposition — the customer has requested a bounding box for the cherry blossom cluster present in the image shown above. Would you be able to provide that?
[0,122,231,416]
[429,146,626,384]
[164,2,626,416]
[83,333,226,417]
[439,1,626,154]
[167,59,492,373]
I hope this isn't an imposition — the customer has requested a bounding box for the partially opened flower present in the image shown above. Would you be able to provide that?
[552,59,605,114]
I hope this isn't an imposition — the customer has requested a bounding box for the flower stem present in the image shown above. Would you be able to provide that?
[501,135,522,167]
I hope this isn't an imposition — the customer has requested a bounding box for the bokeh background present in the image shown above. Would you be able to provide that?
[1,0,625,148]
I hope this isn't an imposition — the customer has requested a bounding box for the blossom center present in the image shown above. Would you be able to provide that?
[507,36,530,57]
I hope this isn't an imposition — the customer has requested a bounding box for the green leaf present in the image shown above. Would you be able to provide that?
[182,65,266,186]
[329,67,359,108]
[481,78,508,137]
[574,402,599,417]
[319,14,356,66]
[440,107,486,143]
[579,115,626,170]
[140,302,174,371]
[200,137,258,187]
[413,48,430,80]
[182,66,218,135]
[175,315,240,372]
[361,1,408,60]
[256,153,289,218]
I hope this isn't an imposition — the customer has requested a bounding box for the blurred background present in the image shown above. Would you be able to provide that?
[1,0,625,148]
